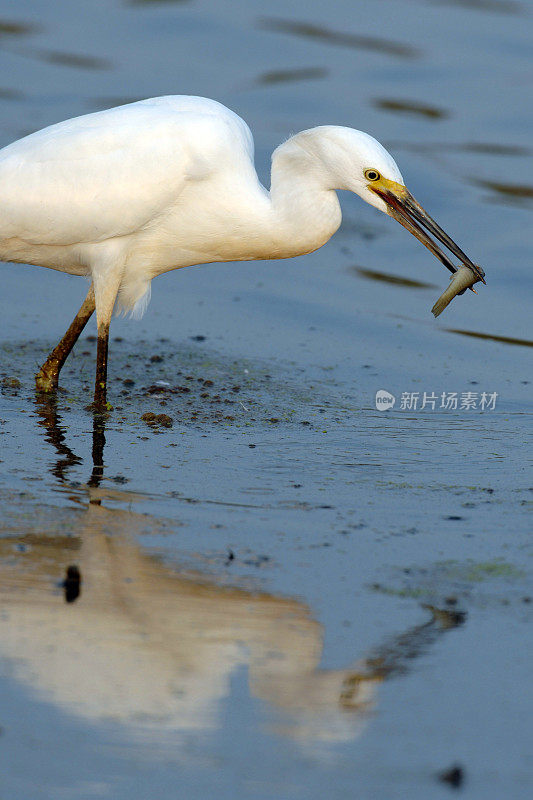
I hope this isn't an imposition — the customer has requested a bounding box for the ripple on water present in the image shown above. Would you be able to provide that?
[257,18,420,59]
[471,178,533,206]
[349,266,437,290]
[253,67,328,87]
[373,98,449,120]
[33,49,113,70]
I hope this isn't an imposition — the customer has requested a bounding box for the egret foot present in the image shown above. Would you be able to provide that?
[35,361,62,393]
[35,285,96,393]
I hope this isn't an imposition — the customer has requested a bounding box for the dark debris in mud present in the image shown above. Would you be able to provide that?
[1,376,22,395]
[62,564,81,603]
[141,411,173,428]
[0,337,352,432]
[371,558,532,613]
[437,764,465,790]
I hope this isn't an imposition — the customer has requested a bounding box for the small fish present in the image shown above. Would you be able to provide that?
[431,265,480,317]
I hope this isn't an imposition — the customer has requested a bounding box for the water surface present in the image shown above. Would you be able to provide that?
[0,1,531,798]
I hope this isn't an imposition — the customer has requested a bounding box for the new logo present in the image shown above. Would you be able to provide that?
[375,389,396,411]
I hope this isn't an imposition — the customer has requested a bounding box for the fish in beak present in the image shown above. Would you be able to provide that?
[369,177,486,286]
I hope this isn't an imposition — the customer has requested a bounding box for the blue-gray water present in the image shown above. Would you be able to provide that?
[0,1,531,798]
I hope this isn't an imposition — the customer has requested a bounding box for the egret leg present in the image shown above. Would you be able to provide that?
[35,284,96,393]
[92,268,123,410]
[93,322,110,409]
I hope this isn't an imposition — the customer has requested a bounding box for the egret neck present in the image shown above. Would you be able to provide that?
[268,132,342,259]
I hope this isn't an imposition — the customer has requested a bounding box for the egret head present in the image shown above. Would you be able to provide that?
[296,126,485,282]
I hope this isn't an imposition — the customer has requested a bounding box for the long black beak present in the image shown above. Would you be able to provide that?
[372,186,486,285]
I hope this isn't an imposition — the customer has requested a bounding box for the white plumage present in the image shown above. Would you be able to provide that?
[0,96,401,313]
[0,95,479,406]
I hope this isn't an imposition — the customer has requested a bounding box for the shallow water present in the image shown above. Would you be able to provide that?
[0,1,531,798]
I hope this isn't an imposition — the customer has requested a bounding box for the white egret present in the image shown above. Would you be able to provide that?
[0,95,484,408]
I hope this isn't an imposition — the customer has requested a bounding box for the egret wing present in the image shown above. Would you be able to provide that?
[0,97,249,247]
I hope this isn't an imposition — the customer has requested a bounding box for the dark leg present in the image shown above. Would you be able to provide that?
[90,266,124,411]
[93,321,110,409]
[35,284,96,392]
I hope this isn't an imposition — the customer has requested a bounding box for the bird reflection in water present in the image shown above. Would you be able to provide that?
[35,394,106,497]
[0,403,466,750]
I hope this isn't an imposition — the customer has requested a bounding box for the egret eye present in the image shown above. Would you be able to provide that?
[365,169,381,182]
